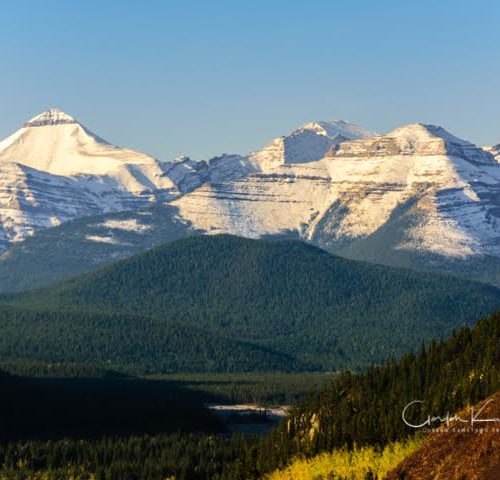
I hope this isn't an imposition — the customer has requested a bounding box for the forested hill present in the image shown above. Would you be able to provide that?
[2,235,500,372]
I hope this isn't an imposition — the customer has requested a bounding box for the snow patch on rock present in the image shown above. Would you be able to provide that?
[99,218,151,233]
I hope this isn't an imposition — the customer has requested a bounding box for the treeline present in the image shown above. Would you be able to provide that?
[1,235,499,373]
[0,362,335,405]
[149,372,336,404]
[0,361,123,378]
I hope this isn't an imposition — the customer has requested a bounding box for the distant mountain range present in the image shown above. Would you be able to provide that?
[2,109,500,289]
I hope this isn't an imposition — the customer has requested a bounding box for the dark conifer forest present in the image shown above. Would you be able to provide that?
[0,235,498,373]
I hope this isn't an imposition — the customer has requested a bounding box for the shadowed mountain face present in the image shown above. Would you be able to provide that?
[387,392,500,480]
[1,235,500,373]
[0,204,198,293]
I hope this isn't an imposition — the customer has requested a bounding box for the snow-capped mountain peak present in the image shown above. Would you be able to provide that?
[0,108,163,176]
[297,120,377,141]
[387,123,470,146]
[24,108,78,127]
[249,118,376,171]
[0,109,187,247]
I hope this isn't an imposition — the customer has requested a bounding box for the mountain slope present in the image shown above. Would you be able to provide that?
[171,120,374,238]
[387,392,500,480]
[0,109,175,246]
[0,161,107,248]
[0,204,197,293]
[3,235,500,372]
[312,123,500,255]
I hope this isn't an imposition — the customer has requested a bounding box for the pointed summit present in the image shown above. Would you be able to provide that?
[250,118,376,170]
[0,108,173,183]
[298,120,377,141]
[23,108,78,127]
[0,109,182,248]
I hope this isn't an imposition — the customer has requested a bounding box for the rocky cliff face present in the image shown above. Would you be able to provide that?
[172,120,375,238]
[310,123,500,258]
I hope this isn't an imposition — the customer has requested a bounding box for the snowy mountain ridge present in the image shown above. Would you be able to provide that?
[174,121,500,263]
[297,119,377,140]
[1,108,500,283]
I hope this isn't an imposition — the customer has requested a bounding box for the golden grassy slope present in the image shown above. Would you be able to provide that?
[266,438,422,480]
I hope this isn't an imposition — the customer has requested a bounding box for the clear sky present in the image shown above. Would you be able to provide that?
[1,0,499,160]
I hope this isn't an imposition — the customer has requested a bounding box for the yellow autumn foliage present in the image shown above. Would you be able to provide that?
[0,464,98,480]
[265,437,422,480]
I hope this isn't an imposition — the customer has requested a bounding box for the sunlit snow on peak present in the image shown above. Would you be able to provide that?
[298,120,377,141]
[24,108,78,127]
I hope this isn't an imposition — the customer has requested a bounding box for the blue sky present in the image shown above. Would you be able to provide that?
[1,0,499,160]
